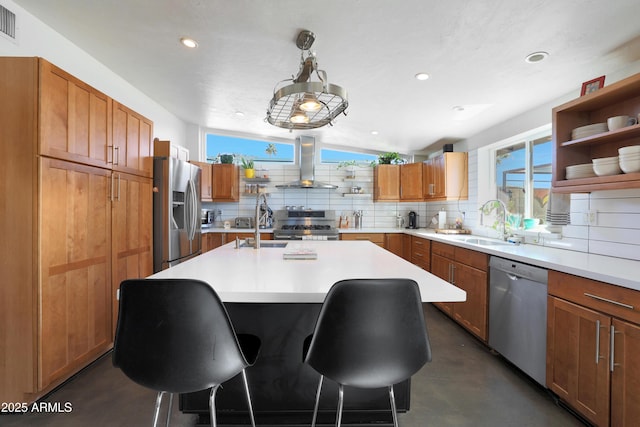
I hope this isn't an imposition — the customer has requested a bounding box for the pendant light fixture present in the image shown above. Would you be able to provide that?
[266,30,348,130]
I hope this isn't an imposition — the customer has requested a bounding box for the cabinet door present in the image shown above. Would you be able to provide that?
[39,158,112,390]
[384,234,404,257]
[452,262,487,341]
[430,253,453,316]
[423,160,436,199]
[611,319,640,427]
[400,163,423,201]
[112,101,153,177]
[547,297,610,427]
[373,165,400,201]
[111,173,153,336]
[432,155,446,198]
[191,161,213,201]
[212,164,239,201]
[411,236,430,270]
[39,59,111,168]
[402,234,412,261]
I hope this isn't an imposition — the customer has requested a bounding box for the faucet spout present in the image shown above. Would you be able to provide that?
[254,193,269,249]
[480,199,509,241]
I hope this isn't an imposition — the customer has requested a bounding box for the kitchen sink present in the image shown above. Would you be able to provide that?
[449,236,512,246]
[239,241,288,248]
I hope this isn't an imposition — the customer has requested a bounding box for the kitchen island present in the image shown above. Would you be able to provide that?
[150,240,465,426]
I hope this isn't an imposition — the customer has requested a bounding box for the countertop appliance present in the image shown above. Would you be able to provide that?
[235,217,254,229]
[489,256,548,386]
[273,209,339,240]
[153,157,202,272]
[407,211,419,229]
[201,209,215,226]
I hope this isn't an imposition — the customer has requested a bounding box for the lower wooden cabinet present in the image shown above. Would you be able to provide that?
[547,270,640,427]
[430,241,488,341]
[411,236,431,270]
[384,233,404,257]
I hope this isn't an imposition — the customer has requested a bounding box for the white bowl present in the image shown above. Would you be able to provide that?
[619,145,640,155]
[619,152,640,160]
[593,161,621,176]
[620,157,640,173]
[592,156,619,164]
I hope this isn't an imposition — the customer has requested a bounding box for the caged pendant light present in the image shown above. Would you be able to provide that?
[266,30,348,130]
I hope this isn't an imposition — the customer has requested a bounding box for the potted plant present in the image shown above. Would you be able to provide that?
[377,152,404,165]
[241,157,255,178]
[219,153,234,164]
[337,160,358,178]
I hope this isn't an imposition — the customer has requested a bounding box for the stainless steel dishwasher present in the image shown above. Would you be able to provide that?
[489,256,548,386]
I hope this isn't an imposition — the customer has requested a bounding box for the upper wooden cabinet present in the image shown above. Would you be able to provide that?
[423,152,468,201]
[373,164,400,201]
[190,161,213,202]
[153,138,190,161]
[400,163,423,201]
[212,164,239,202]
[39,59,112,168]
[552,72,640,193]
[112,101,153,177]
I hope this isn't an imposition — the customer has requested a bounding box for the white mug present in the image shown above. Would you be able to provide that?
[396,216,405,228]
[607,115,637,131]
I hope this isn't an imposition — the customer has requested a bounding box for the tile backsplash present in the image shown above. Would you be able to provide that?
[203,156,640,261]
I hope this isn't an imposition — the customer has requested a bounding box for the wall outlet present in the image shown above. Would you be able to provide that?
[587,210,597,225]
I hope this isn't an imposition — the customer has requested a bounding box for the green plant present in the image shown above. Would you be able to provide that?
[337,160,357,169]
[240,157,254,169]
[265,143,277,157]
[377,152,404,165]
[219,153,234,164]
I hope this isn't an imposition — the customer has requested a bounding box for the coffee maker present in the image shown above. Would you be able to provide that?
[407,211,419,229]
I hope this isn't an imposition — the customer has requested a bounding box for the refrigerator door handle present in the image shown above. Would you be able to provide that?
[186,178,197,241]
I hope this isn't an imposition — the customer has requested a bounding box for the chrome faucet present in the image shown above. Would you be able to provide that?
[480,199,509,241]
[254,192,269,249]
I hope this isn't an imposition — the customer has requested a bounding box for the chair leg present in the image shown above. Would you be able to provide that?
[336,384,344,427]
[209,385,220,427]
[241,369,257,427]
[152,391,165,427]
[311,375,324,427]
[388,385,399,427]
[165,393,174,427]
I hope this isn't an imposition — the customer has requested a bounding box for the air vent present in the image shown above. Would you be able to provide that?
[0,3,17,41]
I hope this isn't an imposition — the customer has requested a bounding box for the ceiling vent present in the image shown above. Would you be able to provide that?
[0,3,17,42]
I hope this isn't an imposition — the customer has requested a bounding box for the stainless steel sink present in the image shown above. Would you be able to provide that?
[239,241,288,248]
[461,237,511,246]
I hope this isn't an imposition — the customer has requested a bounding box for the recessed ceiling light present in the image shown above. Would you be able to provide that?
[180,37,198,48]
[235,111,245,117]
[415,72,430,81]
[525,51,548,63]
[371,130,379,135]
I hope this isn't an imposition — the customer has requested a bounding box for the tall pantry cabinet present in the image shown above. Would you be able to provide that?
[0,57,154,403]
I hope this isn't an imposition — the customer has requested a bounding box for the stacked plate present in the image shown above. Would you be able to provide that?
[565,163,596,180]
[592,156,621,176]
[619,145,640,173]
[571,123,607,140]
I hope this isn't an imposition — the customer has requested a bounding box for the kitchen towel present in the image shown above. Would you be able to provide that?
[546,193,570,225]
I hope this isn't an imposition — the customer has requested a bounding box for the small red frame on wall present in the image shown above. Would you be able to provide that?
[580,75,605,96]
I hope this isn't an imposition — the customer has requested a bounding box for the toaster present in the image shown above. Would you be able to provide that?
[234,217,254,229]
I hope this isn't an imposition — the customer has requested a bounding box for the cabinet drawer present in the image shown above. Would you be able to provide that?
[341,233,385,244]
[454,246,488,271]
[432,241,455,259]
[549,270,640,324]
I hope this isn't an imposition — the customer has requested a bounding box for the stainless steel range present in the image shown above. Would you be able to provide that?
[273,209,339,240]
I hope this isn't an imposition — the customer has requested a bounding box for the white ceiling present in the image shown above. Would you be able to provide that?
[14,0,640,154]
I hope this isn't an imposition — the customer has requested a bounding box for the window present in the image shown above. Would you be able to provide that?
[492,127,552,225]
[205,133,294,163]
[320,148,379,164]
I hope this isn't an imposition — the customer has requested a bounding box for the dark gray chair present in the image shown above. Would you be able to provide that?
[112,278,260,427]
[304,278,432,427]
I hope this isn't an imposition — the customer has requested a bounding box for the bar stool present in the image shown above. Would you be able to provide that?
[304,278,432,427]
[112,278,260,427]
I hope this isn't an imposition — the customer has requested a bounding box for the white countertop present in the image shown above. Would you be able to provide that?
[405,229,640,292]
[150,240,466,304]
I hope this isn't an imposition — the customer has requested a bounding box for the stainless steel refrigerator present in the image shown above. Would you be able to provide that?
[153,157,202,272]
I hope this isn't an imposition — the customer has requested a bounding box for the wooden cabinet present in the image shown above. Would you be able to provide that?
[547,270,640,427]
[39,158,113,391]
[411,236,431,271]
[423,152,468,201]
[402,234,412,261]
[202,233,224,252]
[341,232,385,247]
[0,57,153,403]
[373,164,400,201]
[112,101,153,177]
[111,172,154,335]
[430,241,488,341]
[384,233,404,257]
[212,164,239,202]
[39,59,111,169]
[190,161,213,201]
[153,138,189,161]
[552,72,640,193]
[400,163,423,201]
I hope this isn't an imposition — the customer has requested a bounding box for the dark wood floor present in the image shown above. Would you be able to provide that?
[2,304,587,426]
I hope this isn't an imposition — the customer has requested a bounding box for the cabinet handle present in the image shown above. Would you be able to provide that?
[116,174,121,201]
[113,146,120,165]
[110,173,115,202]
[584,293,634,310]
[610,325,622,372]
[429,183,435,196]
[595,320,605,364]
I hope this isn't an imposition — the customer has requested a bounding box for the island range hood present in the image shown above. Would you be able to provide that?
[276,136,337,189]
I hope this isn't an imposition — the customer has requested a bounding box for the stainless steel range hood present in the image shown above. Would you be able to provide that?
[276,136,337,189]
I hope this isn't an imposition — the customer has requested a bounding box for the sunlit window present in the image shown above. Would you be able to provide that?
[205,133,294,163]
[320,148,379,164]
